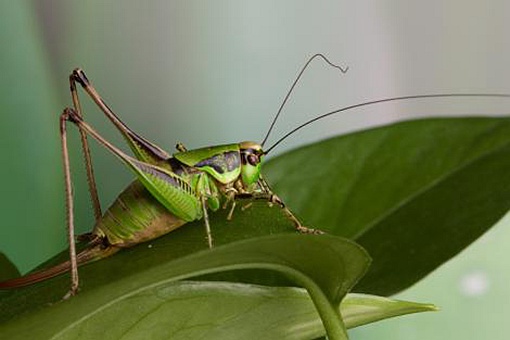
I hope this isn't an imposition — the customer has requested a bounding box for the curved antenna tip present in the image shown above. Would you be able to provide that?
[264,93,510,154]
[260,54,348,147]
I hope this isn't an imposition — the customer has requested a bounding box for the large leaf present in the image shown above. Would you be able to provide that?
[265,117,510,295]
[0,282,435,340]
[340,293,436,329]
[0,202,370,339]
[0,202,334,319]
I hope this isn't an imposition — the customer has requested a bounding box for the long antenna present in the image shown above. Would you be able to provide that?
[260,54,348,147]
[264,93,510,154]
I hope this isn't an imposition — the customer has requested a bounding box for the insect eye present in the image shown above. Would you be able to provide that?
[247,154,259,166]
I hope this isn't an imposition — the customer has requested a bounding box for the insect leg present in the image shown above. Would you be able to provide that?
[59,109,81,298]
[227,200,237,220]
[69,72,102,221]
[240,203,253,211]
[64,108,202,223]
[194,173,220,247]
[268,194,323,234]
[222,188,238,220]
[69,68,171,166]
[201,195,213,248]
[246,192,322,234]
[237,177,323,234]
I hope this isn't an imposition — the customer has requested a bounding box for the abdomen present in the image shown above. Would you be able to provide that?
[93,180,187,247]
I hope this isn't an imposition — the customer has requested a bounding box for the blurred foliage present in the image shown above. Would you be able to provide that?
[0,1,63,273]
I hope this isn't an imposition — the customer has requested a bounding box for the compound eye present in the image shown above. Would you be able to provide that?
[247,154,259,166]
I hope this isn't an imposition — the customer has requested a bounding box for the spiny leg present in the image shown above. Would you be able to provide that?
[68,71,208,229]
[69,74,102,222]
[267,194,323,234]
[70,69,171,165]
[259,177,322,234]
[235,191,323,234]
[60,109,80,298]
[59,98,147,296]
[68,66,173,225]
[240,203,253,211]
[227,200,237,220]
[200,196,214,248]
[222,188,238,221]
[64,108,203,230]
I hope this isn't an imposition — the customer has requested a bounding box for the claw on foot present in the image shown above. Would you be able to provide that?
[206,236,214,249]
[62,285,79,300]
[295,225,325,235]
[241,203,252,211]
[227,201,236,220]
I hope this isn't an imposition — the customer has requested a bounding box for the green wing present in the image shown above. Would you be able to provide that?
[75,118,202,222]
[128,159,202,221]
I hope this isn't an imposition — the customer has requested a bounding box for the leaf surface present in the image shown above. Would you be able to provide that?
[1,281,435,340]
[0,203,370,340]
[265,117,510,295]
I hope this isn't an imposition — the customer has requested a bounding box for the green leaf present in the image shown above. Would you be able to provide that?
[340,293,437,329]
[0,202,370,340]
[265,117,510,295]
[0,281,435,340]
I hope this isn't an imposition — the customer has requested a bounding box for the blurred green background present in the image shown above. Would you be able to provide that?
[1,1,509,338]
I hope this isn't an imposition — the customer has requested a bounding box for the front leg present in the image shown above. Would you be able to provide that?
[235,191,323,235]
[265,193,324,235]
[222,188,238,220]
[259,177,323,234]
[200,195,213,248]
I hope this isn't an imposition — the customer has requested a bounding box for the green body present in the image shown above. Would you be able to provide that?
[93,138,265,249]
[94,180,187,247]
[0,68,284,290]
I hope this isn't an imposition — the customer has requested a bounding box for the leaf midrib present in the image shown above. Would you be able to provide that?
[352,132,510,240]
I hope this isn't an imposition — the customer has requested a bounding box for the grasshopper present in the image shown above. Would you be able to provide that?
[0,54,508,298]
[0,54,346,297]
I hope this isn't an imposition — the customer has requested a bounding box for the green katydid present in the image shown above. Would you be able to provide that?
[0,54,345,297]
[0,54,509,299]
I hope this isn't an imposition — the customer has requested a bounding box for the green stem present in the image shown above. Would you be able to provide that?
[296,279,348,340]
